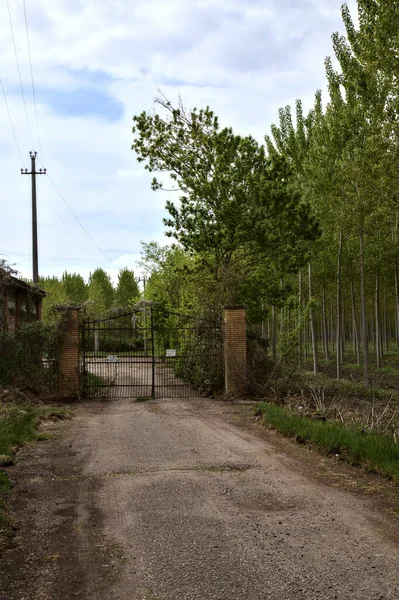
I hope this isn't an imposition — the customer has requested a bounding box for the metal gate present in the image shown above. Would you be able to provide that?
[80,303,224,399]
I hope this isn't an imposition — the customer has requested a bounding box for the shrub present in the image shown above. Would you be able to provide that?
[0,322,60,393]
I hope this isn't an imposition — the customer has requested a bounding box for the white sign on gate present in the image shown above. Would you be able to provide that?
[166,349,176,357]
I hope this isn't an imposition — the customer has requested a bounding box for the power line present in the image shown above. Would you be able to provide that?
[0,76,25,165]
[9,2,116,270]
[5,0,34,148]
[45,172,116,266]
[22,0,42,158]
[38,189,105,264]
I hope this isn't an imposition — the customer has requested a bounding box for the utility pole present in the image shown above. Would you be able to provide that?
[21,152,46,285]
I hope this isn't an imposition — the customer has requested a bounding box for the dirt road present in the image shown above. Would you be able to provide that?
[1,396,399,599]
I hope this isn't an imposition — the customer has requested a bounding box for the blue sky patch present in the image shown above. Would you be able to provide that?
[37,87,124,121]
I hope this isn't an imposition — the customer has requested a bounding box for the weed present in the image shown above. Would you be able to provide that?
[0,470,11,493]
[81,372,110,398]
[135,397,152,402]
[375,366,399,375]
[0,454,14,467]
[0,470,11,530]
[35,432,54,441]
[256,402,399,481]
[0,405,40,457]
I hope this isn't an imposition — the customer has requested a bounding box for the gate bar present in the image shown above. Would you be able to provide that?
[151,306,155,399]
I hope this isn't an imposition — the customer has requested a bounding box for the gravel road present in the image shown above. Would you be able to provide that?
[1,396,399,599]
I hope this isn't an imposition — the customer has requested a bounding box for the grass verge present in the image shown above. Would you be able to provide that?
[256,401,399,482]
[0,402,71,532]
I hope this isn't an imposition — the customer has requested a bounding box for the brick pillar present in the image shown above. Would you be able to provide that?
[224,305,247,396]
[57,307,80,397]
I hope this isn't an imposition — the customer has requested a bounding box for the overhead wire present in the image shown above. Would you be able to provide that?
[5,0,34,148]
[22,0,42,157]
[4,1,117,270]
[45,172,117,266]
[0,76,25,165]
[38,189,105,264]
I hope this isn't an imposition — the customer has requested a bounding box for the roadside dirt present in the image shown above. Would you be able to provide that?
[1,396,399,599]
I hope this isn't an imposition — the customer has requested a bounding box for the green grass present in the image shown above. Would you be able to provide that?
[0,404,71,462]
[0,405,41,531]
[135,396,152,402]
[0,470,11,493]
[297,371,399,403]
[256,402,399,481]
[0,402,71,532]
[375,366,399,375]
[0,470,11,529]
[0,406,41,460]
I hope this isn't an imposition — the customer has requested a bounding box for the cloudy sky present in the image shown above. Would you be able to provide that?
[0,0,357,283]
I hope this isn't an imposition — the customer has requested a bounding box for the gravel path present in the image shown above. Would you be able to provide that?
[1,396,399,599]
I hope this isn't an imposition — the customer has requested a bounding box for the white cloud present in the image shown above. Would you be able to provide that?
[116,169,148,179]
[0,0,358,283]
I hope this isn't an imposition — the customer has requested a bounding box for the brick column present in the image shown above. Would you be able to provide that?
[224,305,247,396]
[57,307,80,397]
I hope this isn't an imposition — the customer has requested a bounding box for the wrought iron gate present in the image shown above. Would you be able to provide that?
[80,304,224,399]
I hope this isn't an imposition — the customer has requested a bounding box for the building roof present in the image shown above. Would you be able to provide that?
[0,269,47,297]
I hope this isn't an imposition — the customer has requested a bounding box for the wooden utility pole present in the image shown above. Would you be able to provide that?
[21,151,46,284]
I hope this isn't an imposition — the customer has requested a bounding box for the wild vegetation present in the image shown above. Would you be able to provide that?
[130,2,399,390]
[38,268,140,322]
[130,0,399,458]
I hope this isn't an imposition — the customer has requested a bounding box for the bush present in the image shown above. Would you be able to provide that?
[0,322,59,393]
[82,333,145,353]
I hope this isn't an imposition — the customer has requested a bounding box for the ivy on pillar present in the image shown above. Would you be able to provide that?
[56,306,81,397]
[224,305,247,396]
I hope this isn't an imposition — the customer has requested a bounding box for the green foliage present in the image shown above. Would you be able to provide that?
[88,268,114,314]
[0,404,40,458]
[115,269,140,307]
[257,402,399,480]
[38,276,69,322]
[133,95,319,305]
[0,321,60,392]
[140,242,201,311]
[62,272,88,304]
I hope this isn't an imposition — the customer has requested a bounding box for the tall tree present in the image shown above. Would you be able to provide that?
[115,269,140,307]
[62,272,88,305]
[132,95,319,304]
[88,268,114,314]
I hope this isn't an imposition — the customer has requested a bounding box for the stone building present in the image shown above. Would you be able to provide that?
[0,269,46,333]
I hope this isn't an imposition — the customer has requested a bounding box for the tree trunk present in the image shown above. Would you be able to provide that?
[375,272,381,369]
[341,296,346,362]
[359,228,369,386]
[395,257,399,348]
[308,261,318,375]
[336,231,343,380]
[351,279,360,365]
[298,269,302,369]
[272,305,277,362]
[383,288,388,353]
[280,277,284,343]
[322,286,329,362]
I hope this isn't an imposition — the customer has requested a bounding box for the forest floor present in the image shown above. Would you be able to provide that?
[305,348,399,389]
[1,395,399,599]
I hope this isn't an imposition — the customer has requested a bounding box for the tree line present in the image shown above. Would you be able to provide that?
[39,268,140,321]
[131,1,399,386]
